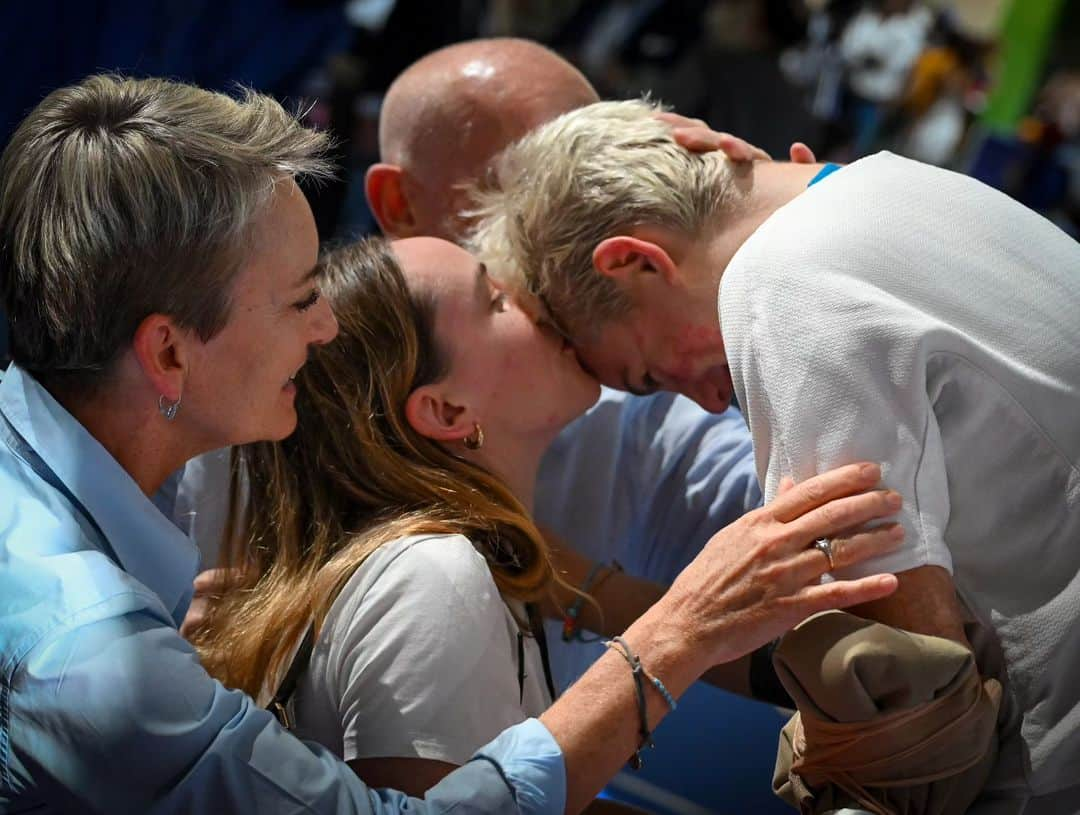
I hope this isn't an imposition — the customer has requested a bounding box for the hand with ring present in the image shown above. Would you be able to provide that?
[655,462,904,670]
[776,473,899,577]
[814,538,835,570]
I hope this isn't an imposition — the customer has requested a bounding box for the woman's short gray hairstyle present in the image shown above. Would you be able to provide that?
[467,99,737,340]
[0,74,332,393]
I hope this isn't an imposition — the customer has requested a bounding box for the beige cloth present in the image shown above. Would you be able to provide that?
[772,611,1002,815]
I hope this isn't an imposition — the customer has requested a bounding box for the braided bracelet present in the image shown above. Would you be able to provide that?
[605,635,676,769]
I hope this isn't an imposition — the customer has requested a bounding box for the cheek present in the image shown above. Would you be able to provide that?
[643,323,724,381]
[495,332,542,379]
[670,324,724,357]
[489,322,555,384]
[212,330,286,411]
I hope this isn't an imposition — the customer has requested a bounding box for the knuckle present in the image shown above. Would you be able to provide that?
[759,562,786,585]
[803,478,826,505]
[773,594,804,618]
[822,583,851,607]
[744,513,773,537]
[749,539,773,563]
[745,507,769,526]
[871,490,891,512]
[764,527,793,553]
[819,502,841,527]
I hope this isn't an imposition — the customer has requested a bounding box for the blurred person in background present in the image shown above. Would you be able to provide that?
[839,0,933,155]
[1035,70,1080,234]
[900,10,992,165]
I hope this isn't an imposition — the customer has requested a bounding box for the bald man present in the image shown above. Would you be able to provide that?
[364,38,805,704]
[367,37,785,241]
[367,38,600,240]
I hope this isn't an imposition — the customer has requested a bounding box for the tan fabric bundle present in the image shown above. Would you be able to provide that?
[772,611,1002,815]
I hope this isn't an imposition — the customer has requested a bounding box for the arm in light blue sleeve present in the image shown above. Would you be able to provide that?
[4,609,565,815]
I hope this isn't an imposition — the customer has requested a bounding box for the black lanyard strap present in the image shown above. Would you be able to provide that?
[526,602,559,703]
[267,622,317,729]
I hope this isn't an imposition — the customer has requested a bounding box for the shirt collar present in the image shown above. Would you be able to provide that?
[0,364,198,624]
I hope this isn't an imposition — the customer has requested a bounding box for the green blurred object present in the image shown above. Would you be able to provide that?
[982,0,1067,131]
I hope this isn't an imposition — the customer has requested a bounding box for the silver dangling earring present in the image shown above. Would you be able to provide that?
[158,393,182,422]
[463,421,484,450]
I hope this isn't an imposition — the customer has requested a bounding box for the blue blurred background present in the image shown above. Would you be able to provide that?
[1,2,1077,811]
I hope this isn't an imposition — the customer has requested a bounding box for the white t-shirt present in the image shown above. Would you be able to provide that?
[720,151,1080,807]
[288,533,551,765]
[174,390,761,695]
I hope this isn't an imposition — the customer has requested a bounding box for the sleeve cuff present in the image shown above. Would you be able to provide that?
[470,718,566,815]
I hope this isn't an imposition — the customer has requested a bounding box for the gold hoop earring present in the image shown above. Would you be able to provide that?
[158,393,182,422]
[463,421,484,450]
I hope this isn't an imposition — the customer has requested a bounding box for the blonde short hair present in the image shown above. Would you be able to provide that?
[0,74,332,393]
[468,99,738,339]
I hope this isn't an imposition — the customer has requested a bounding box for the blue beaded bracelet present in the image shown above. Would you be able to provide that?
[562,560,623,643]
[641,665,677,712]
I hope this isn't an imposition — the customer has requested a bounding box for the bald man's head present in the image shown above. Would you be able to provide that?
[368,38,599,240]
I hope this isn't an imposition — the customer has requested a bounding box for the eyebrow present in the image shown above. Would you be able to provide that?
[293,264,322,289]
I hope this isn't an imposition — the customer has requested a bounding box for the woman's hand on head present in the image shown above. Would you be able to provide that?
[660,462,902,671]
[657,111,817,164]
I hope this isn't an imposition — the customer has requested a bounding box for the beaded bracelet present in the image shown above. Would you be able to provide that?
[561,559,623,643]
[640,663,678,712]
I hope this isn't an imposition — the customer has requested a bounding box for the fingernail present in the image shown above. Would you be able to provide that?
[889,523,904,540]
[887,491,903,509]
[860,462,881,479]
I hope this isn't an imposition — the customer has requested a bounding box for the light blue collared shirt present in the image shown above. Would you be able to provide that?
[0,364,565,814]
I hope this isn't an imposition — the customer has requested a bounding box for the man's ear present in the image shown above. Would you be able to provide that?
[592,235,679,286]
[404,385,472,443]
[131,313,187,403]
[366,163,418,238]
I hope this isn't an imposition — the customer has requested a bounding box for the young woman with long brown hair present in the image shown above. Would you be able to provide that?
[193,236,904,799]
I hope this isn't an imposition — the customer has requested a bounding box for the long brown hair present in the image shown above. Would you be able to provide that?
[193,238,555,697]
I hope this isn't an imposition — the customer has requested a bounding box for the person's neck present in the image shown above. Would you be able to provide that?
[54,379,196,498]
[700,161,827,288]
[468,429,554,514]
